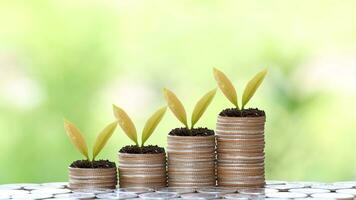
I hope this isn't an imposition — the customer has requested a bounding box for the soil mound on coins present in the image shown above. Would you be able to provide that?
[119,145,165,154]
[219,108,265,117]
[168,127,214,136]
[70,159,116,168]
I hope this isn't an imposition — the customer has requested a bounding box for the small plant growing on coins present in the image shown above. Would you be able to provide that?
[113,105,168,188]
[213,68,267,117]
[113,105,167,154]
[213,68,268,188]
[163,88,217,187]
[63,119,118,168]
[163,88,217,136]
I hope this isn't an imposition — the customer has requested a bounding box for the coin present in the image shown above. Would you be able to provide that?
[31,188,71,195]
[181,192,220,199]
[0,184,24,190]
[116,187,153,194]
[156,187,195,194]
[266,192,308,198]
[0,189,29,195]
[40,182,67,189]
[139,192,179,199]
[336,188,356,195]
[55,192,96,199]
[333,181,356,188]
[73,188,114,194]
[96,192,138,199]
[311,192,354,199]
[24,185,60,190]
[266,183,306,191]
[311,183,353,191]
[287,181,322,187]
[265,188,279,194]
[0,194,10,200]
[224,193,258,199]
[11,193,53,199]
[197,187,236,194]
[238,188,266,195]
[289,188,330,195]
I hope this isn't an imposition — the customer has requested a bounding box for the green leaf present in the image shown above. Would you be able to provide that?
[213,68,239,109]
[141,106,167,146]
[163,88,188,127]
[191,88,217,128]
[63,119,89,160]
[92,121,118,160]
[242,68,268,109]
[112,105,138,145]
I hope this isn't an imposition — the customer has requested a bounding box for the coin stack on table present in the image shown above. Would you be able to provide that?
[167,135,216,188]
[68,167,117,190]
[118,153,167,188]
[216,116,266,188]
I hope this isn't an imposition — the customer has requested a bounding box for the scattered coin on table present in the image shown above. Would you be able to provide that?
[1,181,356,199]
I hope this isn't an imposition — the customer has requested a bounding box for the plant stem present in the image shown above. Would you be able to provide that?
[184,122,189,129]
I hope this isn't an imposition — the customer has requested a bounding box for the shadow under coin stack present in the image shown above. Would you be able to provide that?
[68,167,117,189]
[216,116,266,188]
[118,153,167,188]
[167,135,216,188]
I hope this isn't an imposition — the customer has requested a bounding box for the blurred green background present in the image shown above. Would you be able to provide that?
[1,0,356,183]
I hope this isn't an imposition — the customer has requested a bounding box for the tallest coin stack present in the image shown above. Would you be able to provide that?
[216,115,266,188]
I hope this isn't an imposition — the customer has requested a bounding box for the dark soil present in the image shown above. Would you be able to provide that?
[168,127,214,136]
[70,159,116,168]
[219,108,265,117]
[119,145,165,154]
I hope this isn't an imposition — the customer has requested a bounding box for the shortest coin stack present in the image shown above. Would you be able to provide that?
[216,116,266,188]
[68,167,117,189]
[167,135,216,188]
[118,153,167,188]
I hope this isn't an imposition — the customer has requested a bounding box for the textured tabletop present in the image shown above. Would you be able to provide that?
[1,180,356,199]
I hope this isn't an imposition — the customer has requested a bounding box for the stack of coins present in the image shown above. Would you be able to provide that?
[216,116,266,188]
[118,153,167,188]
[167,135,216,188]
[68,167,117,189]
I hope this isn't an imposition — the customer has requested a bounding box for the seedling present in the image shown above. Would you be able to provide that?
[213,68,267,110]
[163,88,217,130]
[63,119,118,162]
[113,105,167,147]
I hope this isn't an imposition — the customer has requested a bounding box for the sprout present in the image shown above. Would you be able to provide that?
[213,68,267,110]
[63,119,118,161]
[113,105,167,147]
[163,88,217,129]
